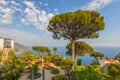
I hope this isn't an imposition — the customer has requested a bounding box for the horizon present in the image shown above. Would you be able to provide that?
[0,0,120,47]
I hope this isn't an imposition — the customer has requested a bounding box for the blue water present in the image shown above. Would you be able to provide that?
[48,46,120,65]
[29,46,120,65]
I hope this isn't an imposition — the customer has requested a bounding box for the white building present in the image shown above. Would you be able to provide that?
[0,37,14,50]
[0,37,4,50]
[99,58,119,67]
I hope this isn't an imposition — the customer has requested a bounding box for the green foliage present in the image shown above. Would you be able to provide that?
[44,53,53,65]
[34,63,39,74]
[23,51,36,66]
[23,51,36,61]
[107,64,120,78]
[32,46,50,54]
[60,58,73,67]
[30,62,39,75]
[91,59,100,65]
[66,41,94,56]
[0,50,25,80]
[77,59,82,66]
[53,75,68,80]
[51,68,60,74]
[51,54,63,66]
[115,53,120,61]
[75,66,85,71]
[32,46,51,60]
[91,51,104,65]
[92,65,103,72]
[71,67,103,80]
[53,47,58,54]
[44,53,74,75]
[60,58,74,75]
[66,41,94,64]
[91,51,104,59]
[99,72,112,80]
[48,10,105,41]
[45,54,73,75]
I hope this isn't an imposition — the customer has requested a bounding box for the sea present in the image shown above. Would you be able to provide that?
[48,46,120,65]
[20,46,120,65]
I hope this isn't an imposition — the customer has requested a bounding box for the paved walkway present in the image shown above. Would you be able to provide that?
[19,68,65,80]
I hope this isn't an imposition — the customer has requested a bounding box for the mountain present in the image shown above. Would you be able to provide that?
[14,42,30,54]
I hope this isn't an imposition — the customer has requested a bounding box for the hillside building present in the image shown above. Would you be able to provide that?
[0,37,14,65]
[0,37,14,50]
[99,58,119,67]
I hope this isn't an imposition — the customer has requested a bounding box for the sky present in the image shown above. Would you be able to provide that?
[0,0,120,47]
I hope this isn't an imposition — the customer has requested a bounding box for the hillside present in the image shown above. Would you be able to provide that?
[14,42,29,54]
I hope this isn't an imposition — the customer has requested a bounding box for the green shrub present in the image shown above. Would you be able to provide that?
[30,62,39,75]
[71,67,103,80]
[107,64,120,78]
[51,68,60,74]
[77,59,82,66]
[75,66,85,71]
[52,75,68,80]
[115,53,120,62]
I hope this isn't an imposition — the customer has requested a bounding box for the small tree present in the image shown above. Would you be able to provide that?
[32,46,50,57]
[77,59,82,66]
[44,53,53,65]
[1,50,25,80]
[23,51,36,67]
[91,51,104,65]
[32,62,39,75]
[32,46,51,67]
[61,58,74,76]
[48,10,105,70]
[91,51,104,60]
[71,66,103,80]
[51,54,63,66]
[53,47,58,54]
[66,41,94,64]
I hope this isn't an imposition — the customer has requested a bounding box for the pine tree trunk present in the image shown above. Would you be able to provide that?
[71,41,75,70]
[74,54,76,65]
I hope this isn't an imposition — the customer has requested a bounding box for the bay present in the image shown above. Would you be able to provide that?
[52,46,120,65]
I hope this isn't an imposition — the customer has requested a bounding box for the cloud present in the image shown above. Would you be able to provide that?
[20,18,29,25]
[0,0,8,6]
[22,1,54,31]
[0,0,22,24]
[0,1,54,31]
[44,3,48,6]
[39,1,43,5]
[24,1,34,8]
[0,28,68,47]
[39,1,43,6]
[11,1,20,6]
[0,6,14,24]
[39,1,48,7]
[54,8,58,12]
[82,0,113,10]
